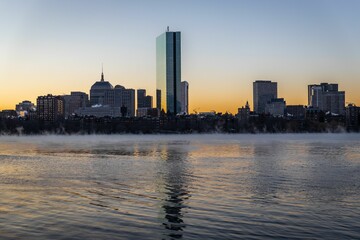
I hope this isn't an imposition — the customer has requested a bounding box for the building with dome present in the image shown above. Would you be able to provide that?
[90,71,113,106]
[87,71,135,117]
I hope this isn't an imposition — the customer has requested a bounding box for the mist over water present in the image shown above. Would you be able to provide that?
[0,134,359,239]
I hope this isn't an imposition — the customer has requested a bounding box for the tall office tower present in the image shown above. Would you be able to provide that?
[253,80,277,114]
[63,92,89,118]
[37,94,64,122]
[308,83,345,115]
[137,89,153,109]
[90,71,113,106]
[180,81,189,114]
[156,28,181,114]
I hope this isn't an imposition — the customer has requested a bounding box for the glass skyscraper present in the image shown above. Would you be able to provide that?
[156,29,181,114]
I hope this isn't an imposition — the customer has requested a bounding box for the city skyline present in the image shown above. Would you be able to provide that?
[1,0,360,113]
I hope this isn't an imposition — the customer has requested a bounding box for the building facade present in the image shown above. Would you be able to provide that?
[308,83,345,115]
[103,85,136,117]
[63,92,89,118]
[90,71,113,106]
[237,101,250,122]
[253,80,277,114]
[180,81,189,114]
[156,29,181,114]
[265,98,286,117]
[346,104,360,128]
[37,94,64,122]
[286,105,305,119]
[137,89,153,109]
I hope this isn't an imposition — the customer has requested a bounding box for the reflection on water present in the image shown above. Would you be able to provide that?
[158,144,190,239]
[0,134,360,240]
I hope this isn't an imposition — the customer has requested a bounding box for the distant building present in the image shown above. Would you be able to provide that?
[308,83,345,115]
[104,85,136,117]
[237,101,250,122]
[75,105,121,118]
[136,108,160,118]
[286,105,305,119]
[63,92,89,118]
[253,80,277,114]
[137,89,153,109]
[15,100,36,112]
[265,98,286,117]
[346,104,360,128]
[37,94,64,122]
[180,81,189,114]
[15,100,36,118]
[90,71,113,106]
[0,110,17,119]
[156,28,181,114]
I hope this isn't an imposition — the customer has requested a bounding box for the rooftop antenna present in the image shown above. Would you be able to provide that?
[167,26,169,32]
[101,63,104,82]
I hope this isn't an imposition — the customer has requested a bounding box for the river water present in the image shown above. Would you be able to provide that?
[0,134,359,239]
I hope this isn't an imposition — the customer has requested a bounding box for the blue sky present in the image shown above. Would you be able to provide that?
[0,0,359,112]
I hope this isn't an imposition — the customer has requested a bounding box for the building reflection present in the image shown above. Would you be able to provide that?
[156,142,190,239]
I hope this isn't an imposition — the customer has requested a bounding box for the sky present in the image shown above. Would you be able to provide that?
[0,0,360,113]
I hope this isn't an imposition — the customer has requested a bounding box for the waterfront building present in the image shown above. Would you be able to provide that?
[253,80,277,114]
[180,81,189,114]
[63,92,89,118]
[308,83,345,115]
[156,28,181,114]
[37,94,64,122]
[265,98,286,117]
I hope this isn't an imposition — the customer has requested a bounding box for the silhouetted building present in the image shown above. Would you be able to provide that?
[15,100,36,118]
[103,85,135,117]
[265,98,286,117]
[0,110,17,119]
[137,89,153,109]
[253,80,277,114]
[75,105,121,118]
[308,83,345,115]
[180,81,189,114]
[156,28,181,114]
[346,104,360,128]
[63,92,89,118]
[237,101,250,122]
[37,94,64,122]
[15,100,36,112]
[90,71,113,106]
[286,105,305,119]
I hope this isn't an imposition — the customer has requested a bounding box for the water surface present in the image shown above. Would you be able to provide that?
[0,134,359,239]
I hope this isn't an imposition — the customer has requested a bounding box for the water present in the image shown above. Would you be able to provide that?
[0,134,359,239]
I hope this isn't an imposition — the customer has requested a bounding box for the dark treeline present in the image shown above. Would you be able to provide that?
[0,114,357,135]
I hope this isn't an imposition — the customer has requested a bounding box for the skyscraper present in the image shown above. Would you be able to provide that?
[180,81,189,114]
[253,80,277,114]
[156,28,181,114]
